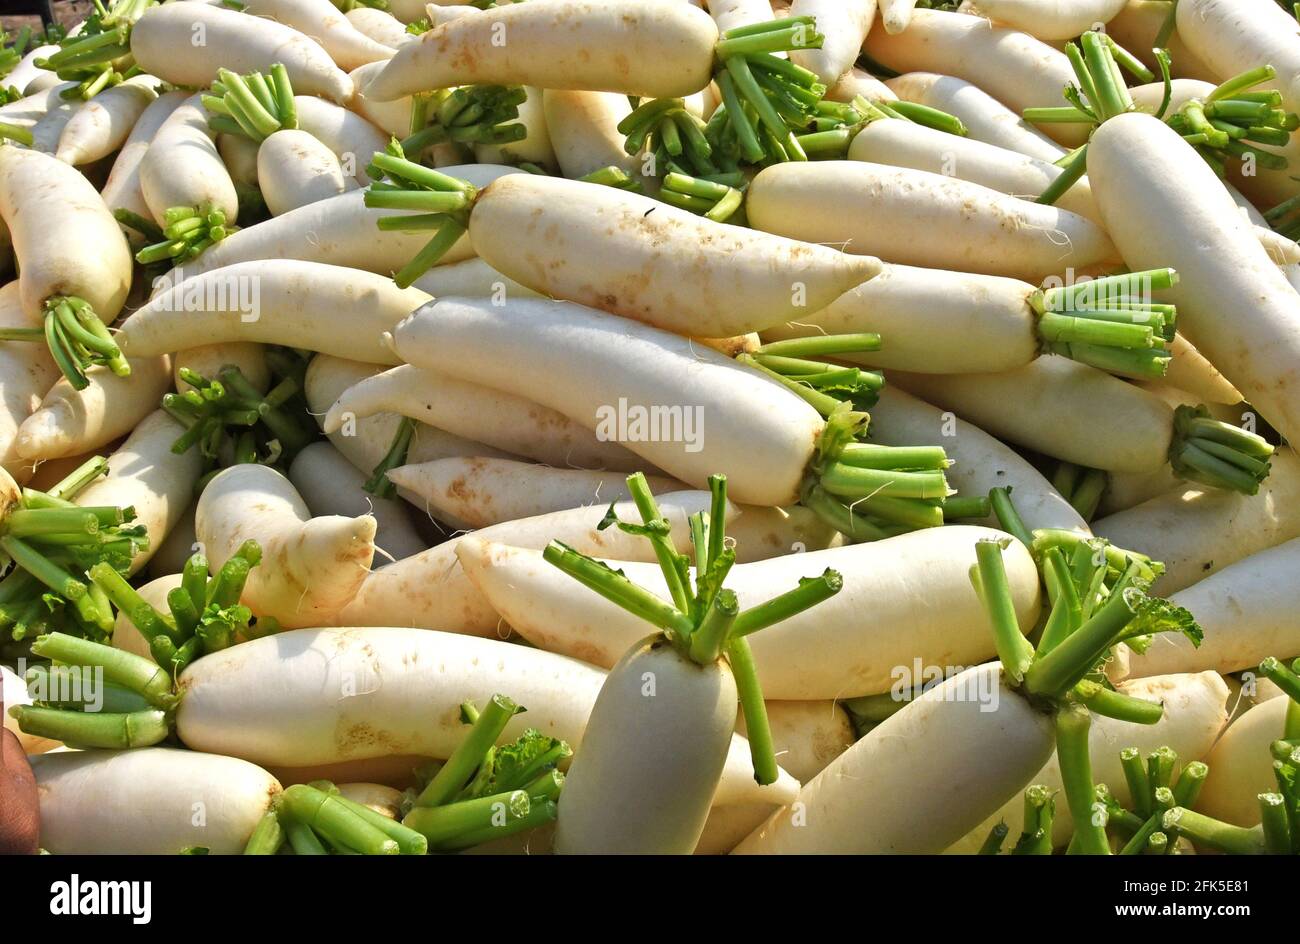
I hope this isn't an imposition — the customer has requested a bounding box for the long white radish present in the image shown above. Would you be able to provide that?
[1165,333,1243,406]
[1197,695,1293,828]
[886,71,1066,162]
[870,385,1089,535]
[130,2,353,103]
[257,128,348,215]
[118,261,430,364]
[542,88,651,183]
[292,94,387,184]
[948,670,1232,851]
[345,7,414,49]
[967,0,1128,41]
[288,441,426,562]
[174,626,798,806]
[139,94,238,226]
[363,0,718,102]
[1088,112,1300,451]
[1176,0,1300,110]
[324,363,649,471]
[385,456,684,530]
[1106,0,1218,82]
[31,748,280,855]
[195,463,376,628]
[1125,539,1300,679]
[467,174,879,337]
[1093,447,1300,594]
[735,663,1056,853]
[333,490,733,635]
[0,145,132,324]
[787,0,875,85]
[72,410,203,575]
[27,96,86,155]
[848,119,1099,222]
[827,67,897,104]
[15,355,171,461]
[0,281,59,482]
[863,10,1091,146]
[100,90,188,244]
[388,297,825,506]
[242,0,396,71]
[411,256,540,300]
[746,161,1116,281]
[55,76,158,166]
[183,166,521,276]
[456,525,1042,700]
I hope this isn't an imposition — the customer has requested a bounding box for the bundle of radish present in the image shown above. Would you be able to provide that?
[387,296,950,538]
[543,472,840,853]
[733,526,1201,853]
[764,266,1183,380]
[0,146,133,389]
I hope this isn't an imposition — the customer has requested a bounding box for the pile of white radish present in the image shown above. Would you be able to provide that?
[2,0,1300,859]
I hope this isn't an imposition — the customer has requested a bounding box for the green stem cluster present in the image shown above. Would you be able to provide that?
[402,83,526,154]
[36,0,153,100]
[0,298,130,391]
[203,63,298,142]
[543,472,841,784]
[118,203,237,268]
[1168,405,1275,495]
[1050,461,1108,522]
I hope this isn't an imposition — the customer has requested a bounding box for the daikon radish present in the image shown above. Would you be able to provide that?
[1197,695,1291,828]
[55,75,158,166]
[242,0,396,71]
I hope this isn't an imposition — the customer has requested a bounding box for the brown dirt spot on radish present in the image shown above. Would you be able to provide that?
[566,638,612,667]
[446,475,476,504]
[334,718,405,757]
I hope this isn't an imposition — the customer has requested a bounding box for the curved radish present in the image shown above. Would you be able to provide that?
[118,261,430,365]
[72,410,203,575]
[385,456,684,530]
[456,524,1042,700]
[139,94,239,226]
[746,161,1116,282]
[468,174,879,337]
[787,0,875,85]
[324,363,650,471]
[345,8,414,50]
[257,128,348,216]
[288,440,426,562]
[184,165,521,277]
[1093,447,1300,595]
[948,670,1232,851]
[388,297,825,506]
[0,281,59,481]
[242,0,396,71]
[100,90,188,246]
[55,76,158,166]
[130,2,353,103]
[363,0,719,103]
[863,10,1091,146]
[30,747,280,855]
[333,489,730,635]
[15,355,171,461]
[1087,112,1300,452]
[967,0,1128,41]
[1126,539,1300,679]
[1175,0,1300,110]
[195,463,376,628]
[886,71,1066,162]
[347,60,411,137]
[174,625,797,806]
[291,94,387,185]
[1165,333,1242,406]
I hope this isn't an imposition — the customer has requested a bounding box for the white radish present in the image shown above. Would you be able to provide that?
[1087,112,1300,452]
[195,463,376,628]
[100,90,188,245]
[967,0,1128,41]
[291,94,387,185]
[746,161,1116,282]
[385,456,683,530]
[542,88,651,183]
[948,670,1232,850]
[325,364,649,471]
[880,0,921,34]
[55,76,158,166]
[1176,0,1300,111]
[287,440,426,561]
[363,0,719,103]
[1106,0,1218,82]
[388,297,825,506]
[347,60,411,137]
[787,0,875,85]
[1197,695,1291,828]
[130,2,353,103]
[257,128,348,215]
[886,71,1066,162]
[15,355,171,461]
[827,67,897,104]
[864,10,1091,146]
[139,94,239,226]
[27,96,86,154]
[31,748,280,855]
[118,261,430,365]
[72,410,203,575]
[1093,447,1300,595]
[1165,333,1243,406]
[708,0,776,33]
[0,145,133,325]
[752,700,856,783]
[345,7,415,49]
[333,490,732,635]
[4,45,59,96]
[242,0,396,71]
[174,625,797,807]
[468,174,879,337]
[0,281,59,482]
[455,524,1042,700]
[411,256,540,300]
[1126,539,1300,679]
